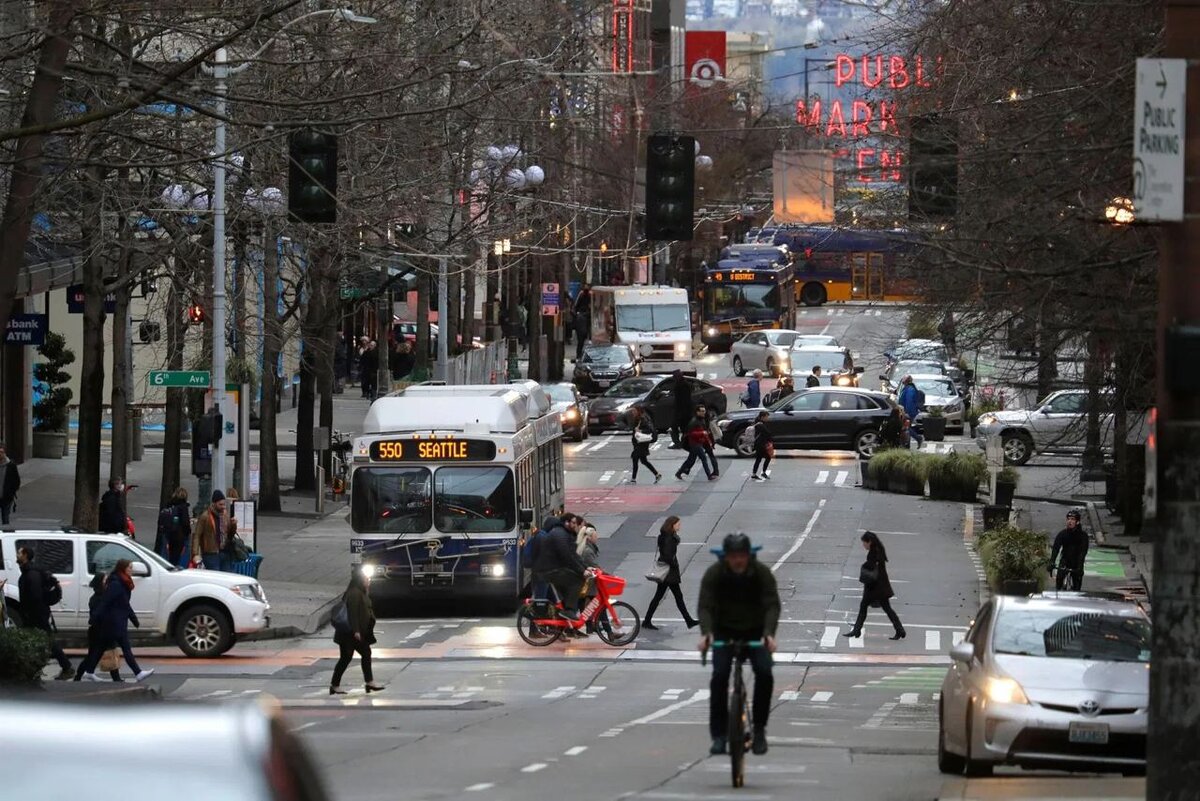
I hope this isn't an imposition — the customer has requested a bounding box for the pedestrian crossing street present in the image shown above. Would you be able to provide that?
[567,434,960,459]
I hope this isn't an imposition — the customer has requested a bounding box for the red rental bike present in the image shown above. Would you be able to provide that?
[516,569,641,646]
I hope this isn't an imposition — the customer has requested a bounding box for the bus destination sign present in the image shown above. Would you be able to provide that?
[713,270,764,282]
[370,438,497,462]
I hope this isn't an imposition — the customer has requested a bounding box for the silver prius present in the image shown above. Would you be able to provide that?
[730,329,800,377]
[939,595,1150,777]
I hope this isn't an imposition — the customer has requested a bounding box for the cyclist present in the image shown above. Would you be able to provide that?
[531,512,589,631]
[698,532,781,757]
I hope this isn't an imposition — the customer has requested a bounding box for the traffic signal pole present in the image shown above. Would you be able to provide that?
[210,46,229,496]
[1148,2,1200,798]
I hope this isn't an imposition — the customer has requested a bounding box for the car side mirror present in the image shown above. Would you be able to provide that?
[854,366,865,374]
[878,374,888,381]
[949,642,975,663]
[130,561,150,578]
[783,407,794,416]
[1039,407,1051,416]
[519,508,534,525]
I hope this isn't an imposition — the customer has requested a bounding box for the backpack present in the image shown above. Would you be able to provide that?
[223,532,250,562]
[330,596,351,635]
[42,570,63,607]
[916,388,926,407]
[156,506,176,539]
[736,425,757,453]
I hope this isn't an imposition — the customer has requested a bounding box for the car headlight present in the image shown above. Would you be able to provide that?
[674,342,689,358]
[232,584,258,600]
[717,419,731,430]
[985,676,1029,705]
[834,374,853,386]
[979,413,998,426]
[561,409,579,421]
[944,399,963,412]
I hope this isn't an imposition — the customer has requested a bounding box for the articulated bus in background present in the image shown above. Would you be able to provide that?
[701,243,797,352]
[747,225,919,307]
[590,285,696,376]
[349,381,564,603]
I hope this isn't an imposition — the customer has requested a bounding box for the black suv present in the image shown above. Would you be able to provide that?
[572,343,640,395]
[715,387,895,459]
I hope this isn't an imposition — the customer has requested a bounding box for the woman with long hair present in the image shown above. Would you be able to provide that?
[844,531,906,640]
[642,516,698,631]
[83,559,153,682]
[628,404,662,484]
[330,569,384,694]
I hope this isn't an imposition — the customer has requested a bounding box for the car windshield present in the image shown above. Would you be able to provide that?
[896,361,944,376]
[582,345,631,364]
[896,342,948,362]
[793,350,848,373]
[350,467,432,534]
[914,377,956,397]
[792,335,837,348]
[767,332,798,347]
[603,377,658,398]
[992,609,1151,663]
[616,303,691,332]
[545,385,576,403]
[123,537,179,572]
[433,467,516,533]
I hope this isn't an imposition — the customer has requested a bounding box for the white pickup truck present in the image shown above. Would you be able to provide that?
[2,530,269,657]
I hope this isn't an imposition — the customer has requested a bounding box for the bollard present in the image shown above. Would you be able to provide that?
[316,465,325,515]
[128,408,144,462]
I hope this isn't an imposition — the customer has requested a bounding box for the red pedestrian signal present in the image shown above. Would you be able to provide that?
[187,304,206,325]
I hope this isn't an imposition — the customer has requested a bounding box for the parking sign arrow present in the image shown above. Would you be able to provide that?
[1157,63,1168,98]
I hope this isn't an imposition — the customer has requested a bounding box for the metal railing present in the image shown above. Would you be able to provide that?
[445,340,509,385]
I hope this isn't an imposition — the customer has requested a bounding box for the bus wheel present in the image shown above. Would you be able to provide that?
[800,282,827,307]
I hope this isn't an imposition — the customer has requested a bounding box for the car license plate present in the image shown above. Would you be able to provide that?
[1068,721,1109,744]
[597,380,611,387]
[422,561,444,574]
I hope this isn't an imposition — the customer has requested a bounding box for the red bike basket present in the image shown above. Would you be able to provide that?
[596,574,625,596]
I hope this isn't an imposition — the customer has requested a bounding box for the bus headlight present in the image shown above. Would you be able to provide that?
[707,327,718,337]
[481,563,506,577]
[361,563,381,578]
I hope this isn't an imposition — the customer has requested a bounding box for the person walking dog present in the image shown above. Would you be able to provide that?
[843,531,906,641]
[642,516,698,631]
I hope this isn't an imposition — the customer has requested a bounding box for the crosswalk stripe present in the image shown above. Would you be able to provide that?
[833,470,848,487]
[819,626,838,648]
[899,692,920,705]
[848,635,864,649]
[815,470,829,485]
[542,685,575,699]
[599,471,614,483]
[925,630,941,651]
[951,631,965,645]
[811,691,833,703]
[779,690,800,701]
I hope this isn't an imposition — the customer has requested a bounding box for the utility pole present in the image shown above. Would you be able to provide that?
[1148,2,1200,798]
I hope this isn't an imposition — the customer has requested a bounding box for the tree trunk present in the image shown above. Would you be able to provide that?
[461,254,477,344]
[1036,303,1059,400]
[1082,330,1104,473]
[160,275,185,509]
[447,269,461,356]
[258,225,282,512]
[0,1,78,334]
[415,269,431,377]
[317,252,338,480]
[294,273,321,492]
[527,258,542,381]
[71,167,106,530]
[109,281,131,484]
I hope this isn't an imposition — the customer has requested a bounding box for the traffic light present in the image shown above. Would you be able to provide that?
[909,114,958,220]
[138,321,161,343]
[288,129,338,224]
[187,304,206,325]
[645,133,696,241]
[196,411,224,448]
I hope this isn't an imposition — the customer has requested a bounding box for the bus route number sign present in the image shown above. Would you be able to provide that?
[713,271,760,282]
[370,439,497,462]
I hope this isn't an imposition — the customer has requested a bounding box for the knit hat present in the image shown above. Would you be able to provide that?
[211,490,226,503]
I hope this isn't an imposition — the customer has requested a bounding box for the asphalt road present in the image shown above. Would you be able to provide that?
[110,303,995,801]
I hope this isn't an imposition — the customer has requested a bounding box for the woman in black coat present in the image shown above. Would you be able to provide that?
[89,559,153,681]
[844,531,906,640]
[75,573,123,682]
[331,570,384,694]
[642,516,698,630]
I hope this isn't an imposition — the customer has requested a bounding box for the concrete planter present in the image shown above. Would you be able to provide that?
[31,431,66,460]
[923,416,947,441]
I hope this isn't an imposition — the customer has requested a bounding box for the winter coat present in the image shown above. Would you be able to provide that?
[98,490,127,534]
[191,506,235,558]
[655,529,682,585]
[671,377,694,423]
[698,557,781,639]
[579,540,601,570]
[0,458,19,505]
[744,378,761,408]
[859,551,895,603]
[753,422,774,456]
[334,583,376,646]
[805,374,821,388]
[1051,527,1089,571]
[531,521,587,576]
[898,384,921,419]
[94,574,140,639]
[16,563,52,632]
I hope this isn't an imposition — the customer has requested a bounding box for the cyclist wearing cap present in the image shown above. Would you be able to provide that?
[1049,509,1089,591]
[697,533,781,757]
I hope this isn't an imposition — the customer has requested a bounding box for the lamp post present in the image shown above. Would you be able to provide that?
[205,8,374,494]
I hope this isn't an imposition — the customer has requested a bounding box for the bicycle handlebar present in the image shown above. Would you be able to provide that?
[702,639,764,666]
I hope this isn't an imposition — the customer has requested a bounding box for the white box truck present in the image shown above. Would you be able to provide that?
[590,286,695,375]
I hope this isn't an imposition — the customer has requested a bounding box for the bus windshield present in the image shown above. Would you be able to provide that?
[616,304,690,332]
[708,284,780,317]
[351,467,432,534]
[433,467,516,533]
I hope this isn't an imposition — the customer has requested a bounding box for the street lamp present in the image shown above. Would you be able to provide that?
[205,7,375,495]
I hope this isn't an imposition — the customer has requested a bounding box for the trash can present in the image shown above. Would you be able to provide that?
[128,408,144,461]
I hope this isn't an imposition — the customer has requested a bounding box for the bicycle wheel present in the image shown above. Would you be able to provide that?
[516,604,563,646]
[596,601,641,646]
[729,676,747,788]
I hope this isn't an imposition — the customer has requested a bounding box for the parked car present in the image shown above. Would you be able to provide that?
[1,530,269,657]
[715,387,893,459]
[887,338,950,366]
[882,359,949,389]
[888,373,966,433]
[730,329,800,377]
[586,374,727,435]
[789,345,864,387]
[974,389,1112,466]
[545,382,588,442]
[792,333,840,348]
[572,342,640,395]
[2,699,331,800]
[939,594,1150,776]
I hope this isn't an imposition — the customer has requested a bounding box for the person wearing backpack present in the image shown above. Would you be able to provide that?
[15,546,73,680]
[897,375,924,449]
[329,569,384,695]
[156,487,192,567]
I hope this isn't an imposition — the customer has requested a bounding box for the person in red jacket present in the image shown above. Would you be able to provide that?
[675,404,717,481]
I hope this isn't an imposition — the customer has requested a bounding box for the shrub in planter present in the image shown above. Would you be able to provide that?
[865,448,905,491]
[0,627,50,686]
[887,451,930,495]
[993,465,1019,507]
[976,524,1048,594]
[928,453,984,501]
[32,332,75,459]
[923,407,947,442]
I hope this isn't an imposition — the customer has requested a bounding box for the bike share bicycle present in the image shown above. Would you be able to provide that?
[515,568,641,646]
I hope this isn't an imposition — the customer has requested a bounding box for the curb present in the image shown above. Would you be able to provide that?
[0,683,161,702]
[241,593,340,642]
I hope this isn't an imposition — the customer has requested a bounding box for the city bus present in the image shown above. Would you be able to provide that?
[701,244,797,352]
[751,226,919,307]
[590,285,695,375]
[349,381,564,602]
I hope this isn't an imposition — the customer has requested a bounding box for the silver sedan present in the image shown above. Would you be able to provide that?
[939,594,1150,777]
[730,329,799,377]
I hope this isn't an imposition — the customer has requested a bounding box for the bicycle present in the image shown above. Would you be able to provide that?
[515,569,640,647]
[703,639,764,788]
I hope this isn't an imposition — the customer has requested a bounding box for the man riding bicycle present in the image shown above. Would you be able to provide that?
[531,513,588,625]
[698,532,781,756]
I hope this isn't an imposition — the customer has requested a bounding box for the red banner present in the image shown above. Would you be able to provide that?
[685,31,726,90]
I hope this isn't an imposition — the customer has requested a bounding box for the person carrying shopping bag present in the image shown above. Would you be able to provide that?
[643,516,698,631]
[628,404,662,484]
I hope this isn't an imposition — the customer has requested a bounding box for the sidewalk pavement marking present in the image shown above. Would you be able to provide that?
[951,631,964,645]
[564,746,588,756]
[465,784,494,792]
[599,470,615,483]
[771,499,825,572]
[627,689,709,726]
[848,634,864,649]
[1085,549,1126,578]
[542,685,575,699]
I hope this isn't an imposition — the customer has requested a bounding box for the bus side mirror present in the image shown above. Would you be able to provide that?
[519,508,534,525]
